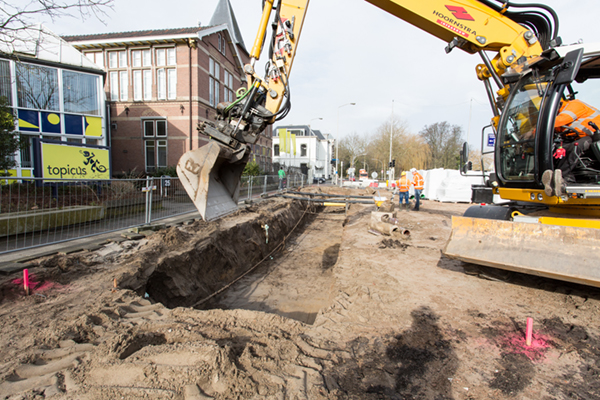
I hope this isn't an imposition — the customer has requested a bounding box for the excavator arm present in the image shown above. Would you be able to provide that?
[177,0,557,221]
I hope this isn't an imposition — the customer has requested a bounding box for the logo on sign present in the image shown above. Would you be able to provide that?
[445,5,475,21]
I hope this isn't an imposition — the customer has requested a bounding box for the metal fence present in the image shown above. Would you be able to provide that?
[0,173,305,255]
[239,174,304,200]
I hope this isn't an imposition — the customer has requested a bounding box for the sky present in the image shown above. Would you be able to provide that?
[37,0,600,150]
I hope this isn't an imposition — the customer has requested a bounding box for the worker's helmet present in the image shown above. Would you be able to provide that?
[410,168,416,173]
[401,171,407,176]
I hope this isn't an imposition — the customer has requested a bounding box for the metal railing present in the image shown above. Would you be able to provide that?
[0,173,306,254]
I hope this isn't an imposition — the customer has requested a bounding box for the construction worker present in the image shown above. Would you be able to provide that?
[542,99,600,196]
[397,171,411,211]
[278,167,286,190]
[410,168,424,211]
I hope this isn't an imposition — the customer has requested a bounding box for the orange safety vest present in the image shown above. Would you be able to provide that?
[555,99,600,138]
[397,176,410,192]
[412,172,424,190]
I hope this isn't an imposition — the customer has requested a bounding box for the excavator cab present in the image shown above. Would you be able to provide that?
[445,45,600,288]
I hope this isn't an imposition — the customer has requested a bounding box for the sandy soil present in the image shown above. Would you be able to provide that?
[1,188,599,399]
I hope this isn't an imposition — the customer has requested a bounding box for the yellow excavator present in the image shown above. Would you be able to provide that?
[177,0,600,287]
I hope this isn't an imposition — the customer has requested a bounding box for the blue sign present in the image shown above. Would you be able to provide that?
[487,133,496,147]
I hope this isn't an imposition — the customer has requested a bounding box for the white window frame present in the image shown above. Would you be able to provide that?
[157,68,166,100]
[119,70,128,101]
[156,48,166,66]
[118,51,127,68]
[132,50,142,68]
[110,71,118,101]
[167,69,176,100]
[167,48,176,66]
[143,118,168,171]
[143,70,152,100]
[133,70,142,101]
[108,52,118,68]
[142,50,151,67]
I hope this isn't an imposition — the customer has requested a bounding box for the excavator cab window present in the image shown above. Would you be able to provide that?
[498,74,549,181]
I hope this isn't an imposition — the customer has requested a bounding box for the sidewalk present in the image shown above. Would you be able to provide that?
[0,210,201,275]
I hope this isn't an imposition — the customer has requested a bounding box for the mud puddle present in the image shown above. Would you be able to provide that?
[209,210,345,324]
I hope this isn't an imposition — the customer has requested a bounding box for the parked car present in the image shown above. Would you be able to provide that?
[313,177,326,184]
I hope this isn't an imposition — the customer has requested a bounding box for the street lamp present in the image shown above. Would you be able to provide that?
[336,102,356,186]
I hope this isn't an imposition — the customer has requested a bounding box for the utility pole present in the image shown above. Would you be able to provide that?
[389,100,395,183]
[336,102,356,187]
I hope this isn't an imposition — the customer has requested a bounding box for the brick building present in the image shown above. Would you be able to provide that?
[64,0,273,176]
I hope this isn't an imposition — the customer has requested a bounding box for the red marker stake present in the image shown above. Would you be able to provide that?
[526,317,533,346]
[23,269,29,296]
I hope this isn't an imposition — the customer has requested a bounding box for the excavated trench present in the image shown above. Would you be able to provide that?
[135,197,344,324]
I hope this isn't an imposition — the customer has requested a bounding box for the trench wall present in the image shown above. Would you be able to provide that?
[118,199,313,309]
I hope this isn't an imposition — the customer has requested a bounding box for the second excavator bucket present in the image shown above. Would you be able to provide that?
[177,141,250,221]
[443,216,600,288]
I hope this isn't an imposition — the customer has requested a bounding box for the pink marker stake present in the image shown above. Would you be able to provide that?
[525,317,533,346]
[23,269,30,295]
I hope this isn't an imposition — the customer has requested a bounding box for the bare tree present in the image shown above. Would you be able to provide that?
[366,117,430,176]
[0,0,113,46]
[419,121,463,169]
[338,131,367,175]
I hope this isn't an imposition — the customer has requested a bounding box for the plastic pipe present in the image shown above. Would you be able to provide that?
[526,317,533,346]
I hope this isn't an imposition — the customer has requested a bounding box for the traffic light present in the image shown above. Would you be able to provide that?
[392,159,396,167]
[388,161,392,168]
[467,161,473,171]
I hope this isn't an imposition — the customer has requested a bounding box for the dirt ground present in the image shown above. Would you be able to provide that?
[1,187,600,399]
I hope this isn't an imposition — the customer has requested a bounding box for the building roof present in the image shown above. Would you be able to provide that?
[0,24,103,72]
[209,0,246,51]
[62,27,206,43]
[274,125,327,140]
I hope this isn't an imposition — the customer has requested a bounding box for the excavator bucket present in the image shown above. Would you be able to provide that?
[443,216,600,288]
[176,142,249,221]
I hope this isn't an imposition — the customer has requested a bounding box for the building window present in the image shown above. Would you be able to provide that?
[143,70,152,100]
[224,70,234,102]
[16,63,59,110]
[62,70,100,115]
[142,50,151,67]
[218,33,226,55]
[167,69,177,100]
[109,71,118,101]
[108,50,127,68]
[157,67,176,100]
[0,59,12,105]
[209,58,220,106]
[119,51,127,67]
[274,144,279,156]
[132,49,152,101]
[301,144,307,157]
[156,48,176,67]
[84,51,104,68]
[132,50,142,67]
[133,70,142,101]
[144,119,167,171]
[108,52,118,68]
[119,71,128,101]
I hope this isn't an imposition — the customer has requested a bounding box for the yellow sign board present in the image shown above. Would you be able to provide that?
[41,143,110,180]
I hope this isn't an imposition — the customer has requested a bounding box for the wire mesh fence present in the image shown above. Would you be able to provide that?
[0,173,305,254]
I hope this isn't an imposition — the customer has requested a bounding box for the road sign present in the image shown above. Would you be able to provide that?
[487,133,496,147]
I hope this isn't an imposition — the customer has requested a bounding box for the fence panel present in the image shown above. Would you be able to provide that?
[0,173,308,254]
